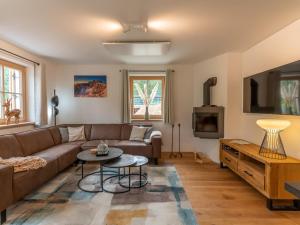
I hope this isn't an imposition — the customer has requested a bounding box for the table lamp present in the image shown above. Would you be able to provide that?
[256,119,290,160]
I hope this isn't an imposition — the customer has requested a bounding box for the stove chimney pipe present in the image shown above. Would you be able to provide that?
[203,77,217,106]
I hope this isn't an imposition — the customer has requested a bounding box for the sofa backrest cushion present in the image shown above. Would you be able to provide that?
[47,126,62,145]
[15,129,55,156]
[0,135,24,159]
[121,124,133,140]
[90,124,122,140]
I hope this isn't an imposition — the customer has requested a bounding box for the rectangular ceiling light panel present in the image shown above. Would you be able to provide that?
[103,41,171,56]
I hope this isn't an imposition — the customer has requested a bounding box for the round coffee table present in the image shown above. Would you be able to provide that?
[119,155,148,188]
[77,147,123,193]
[102,154,137,194]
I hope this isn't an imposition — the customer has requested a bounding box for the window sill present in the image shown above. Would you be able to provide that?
[0,122,35,130]
[131,119,164,124]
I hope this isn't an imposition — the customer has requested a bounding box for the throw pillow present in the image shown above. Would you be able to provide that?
[68,126,86,142]
[144,127,153,139]
[59,127,69,143]
[129,126,148,142]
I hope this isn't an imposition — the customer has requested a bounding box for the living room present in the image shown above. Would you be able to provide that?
[0,1,300,225]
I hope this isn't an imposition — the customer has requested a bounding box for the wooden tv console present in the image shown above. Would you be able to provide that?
[220,139,300,210]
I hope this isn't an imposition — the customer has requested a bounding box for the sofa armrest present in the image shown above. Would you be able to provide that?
[0,165,13,212]
[151,136,162,159]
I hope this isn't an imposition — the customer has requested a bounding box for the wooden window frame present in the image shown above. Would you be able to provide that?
[0,59,27,124]
[129,76,165,121]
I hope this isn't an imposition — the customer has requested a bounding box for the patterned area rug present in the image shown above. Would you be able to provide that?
[6,165,198,225]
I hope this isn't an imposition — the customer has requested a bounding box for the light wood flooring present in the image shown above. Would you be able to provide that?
[160,153,300,225]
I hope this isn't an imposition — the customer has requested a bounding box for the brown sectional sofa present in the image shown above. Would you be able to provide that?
[0,124,161,224]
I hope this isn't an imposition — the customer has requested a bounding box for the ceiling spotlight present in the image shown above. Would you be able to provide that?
[121,23,148,33]
[148,20,167,30]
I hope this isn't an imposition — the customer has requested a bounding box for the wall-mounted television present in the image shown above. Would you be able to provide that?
[243,60,300,115]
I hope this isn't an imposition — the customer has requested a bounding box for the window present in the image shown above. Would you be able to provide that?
[280,76,300,114]
[129,74,165,120]
[0,59,26,123]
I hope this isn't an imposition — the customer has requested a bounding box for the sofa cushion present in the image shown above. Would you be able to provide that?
[48,126,62,145]
[34,143,81,172]
[67,140,86,146]
[13,156,58,202]
[81,139,152,157]
[117,140,153,157]
[121,124,132,140]
[15,129,55,156]
[81,140,120,150]
[0,135,24,159]
[90,124,122,140]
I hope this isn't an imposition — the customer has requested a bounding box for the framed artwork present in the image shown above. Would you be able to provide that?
[74,75,107,97]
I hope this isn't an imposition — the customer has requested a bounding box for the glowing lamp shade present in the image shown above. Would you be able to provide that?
[256,119,290,160]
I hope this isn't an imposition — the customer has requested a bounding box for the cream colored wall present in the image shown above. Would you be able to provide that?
[240,19,300,160]
[49,63,195,152]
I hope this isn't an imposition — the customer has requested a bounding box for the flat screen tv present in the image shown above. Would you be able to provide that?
[243,60,300,115]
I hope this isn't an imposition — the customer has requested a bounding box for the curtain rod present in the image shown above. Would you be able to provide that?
[0,48,40,66]
[119,69,175,73]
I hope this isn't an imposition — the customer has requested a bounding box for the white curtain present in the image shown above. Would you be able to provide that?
[34,63,48,126]
[122,69,130,123]
[164,69,174,124]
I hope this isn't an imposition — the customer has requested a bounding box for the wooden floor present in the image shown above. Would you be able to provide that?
[160,153,300,225]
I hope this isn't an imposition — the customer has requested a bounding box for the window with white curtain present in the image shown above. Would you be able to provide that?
[0,59,26,123]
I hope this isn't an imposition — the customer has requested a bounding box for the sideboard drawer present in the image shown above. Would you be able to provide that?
[238,160,265,191]
[222,150,238,171]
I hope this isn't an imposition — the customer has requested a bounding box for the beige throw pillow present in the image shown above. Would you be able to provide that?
[129,126,148,142]
[68,126,85,142]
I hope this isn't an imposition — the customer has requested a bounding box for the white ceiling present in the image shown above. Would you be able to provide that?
[1,0,300,64]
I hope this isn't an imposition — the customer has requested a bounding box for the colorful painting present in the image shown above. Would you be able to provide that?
[74,75,107,97]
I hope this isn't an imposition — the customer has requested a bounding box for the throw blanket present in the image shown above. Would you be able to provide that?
[150,130,162,139]
[0,156,47,173]
[144,130,162,144]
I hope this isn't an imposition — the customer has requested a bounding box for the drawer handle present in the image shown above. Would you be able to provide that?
[244,170,253,177]
[225,157,231,162]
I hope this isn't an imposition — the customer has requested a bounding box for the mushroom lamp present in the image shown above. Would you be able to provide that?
[256,119,290,160]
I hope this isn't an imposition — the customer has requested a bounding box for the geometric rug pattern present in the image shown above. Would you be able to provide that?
[6,165,198,225]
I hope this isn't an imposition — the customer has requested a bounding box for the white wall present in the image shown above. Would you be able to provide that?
[4,18,300,161]
[0,39,54,133]
[191,19,300,162]
[49,63,195,152]
[192,53,242,162]
[240,19,300,160]
[192,54,228,162]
